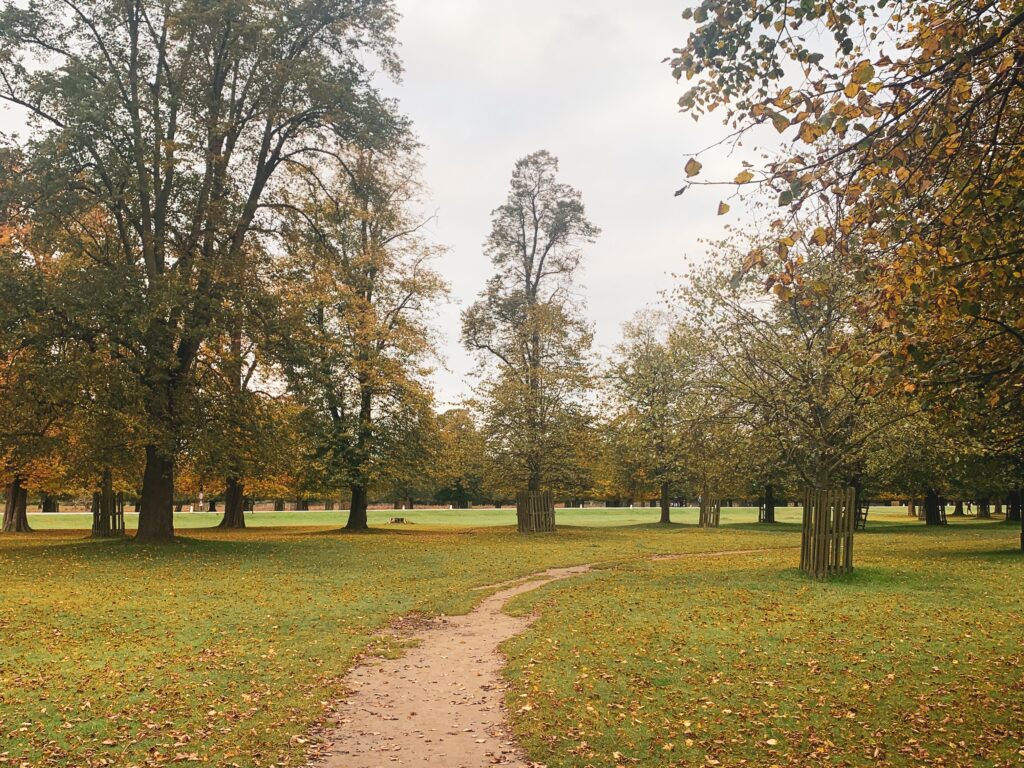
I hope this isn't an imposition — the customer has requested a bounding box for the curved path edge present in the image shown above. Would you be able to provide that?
[305,548,790,767]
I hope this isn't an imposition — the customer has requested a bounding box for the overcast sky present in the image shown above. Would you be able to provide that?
[383,1,741,404]
[0,2,749,405]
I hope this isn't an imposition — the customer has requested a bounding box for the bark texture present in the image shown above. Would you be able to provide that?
[347,485,369,530]
[2,477,31,533]
[136,446,175,542]
[659,481,671,524]
[218,477,246,528]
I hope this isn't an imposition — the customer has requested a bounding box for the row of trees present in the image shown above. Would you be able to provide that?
[2,0,1021,542]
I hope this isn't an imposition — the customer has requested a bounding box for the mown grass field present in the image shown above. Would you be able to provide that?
[1,508,1020,767]
[23,504,806,530]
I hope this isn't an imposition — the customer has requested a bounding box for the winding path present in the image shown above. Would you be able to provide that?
[308,548,791,767]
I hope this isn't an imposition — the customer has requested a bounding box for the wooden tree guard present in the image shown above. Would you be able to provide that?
[698,494,721,528]
[800,487,856,579]
[91,472,125,538]
[516,490,555,532]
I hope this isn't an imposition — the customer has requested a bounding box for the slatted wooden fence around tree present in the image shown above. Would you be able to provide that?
[800,487,856,579]
[516,490,555,532]
[698,493,721,528]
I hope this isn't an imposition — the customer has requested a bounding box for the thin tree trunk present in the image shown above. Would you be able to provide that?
[273,498,285,512]
[41,494,59,513]
[2,477,31,533]
[762,483,776,523]
[218,477,246,528]
[978,497,991,519]
[346,484,369,530]
[953,499,964,516]
[136,445,175,542]
[659,481,671,524]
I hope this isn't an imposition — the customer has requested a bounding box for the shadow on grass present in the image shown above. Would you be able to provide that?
[922,545,1023,562]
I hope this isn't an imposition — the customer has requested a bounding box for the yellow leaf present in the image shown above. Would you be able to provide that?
[685,158,703,177]
[852,60,875,84]
[734,169,754,184]
[717,201,730,215]
[799,122,824,144]
[844,82,860,98]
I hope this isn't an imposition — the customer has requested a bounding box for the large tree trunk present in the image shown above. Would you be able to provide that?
[346,484,369,530]
[659,481,671,524]
[923,488,945,526]
[2,477,31,533]
[136,445,175,542]
[1006,489,1021,523]
[952,499,964,516]
[761,483,776,523]
[218,477,246,528]
[977,497,991,519]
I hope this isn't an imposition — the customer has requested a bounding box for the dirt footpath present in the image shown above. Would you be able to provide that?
[310,565,592,768]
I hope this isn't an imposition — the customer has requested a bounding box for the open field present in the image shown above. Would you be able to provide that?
[1,511,1020,767]
[25,504,880,530]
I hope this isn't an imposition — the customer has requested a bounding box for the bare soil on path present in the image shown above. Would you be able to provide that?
[309,565,591,768]
[307,548,790,768]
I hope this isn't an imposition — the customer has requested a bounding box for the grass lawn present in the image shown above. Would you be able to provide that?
[1,508,1020,767]
[22,504,810,530]
[503,516,1024,767]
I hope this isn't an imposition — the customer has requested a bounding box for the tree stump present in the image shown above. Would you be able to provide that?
[698,494,721,528]
[800,487,856,579]
[516,490,555,533]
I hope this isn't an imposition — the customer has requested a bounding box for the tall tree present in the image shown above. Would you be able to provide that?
[607,313,689,523]
[0,0,399,541]
[462,151,599,496]
[275,145,446,531]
